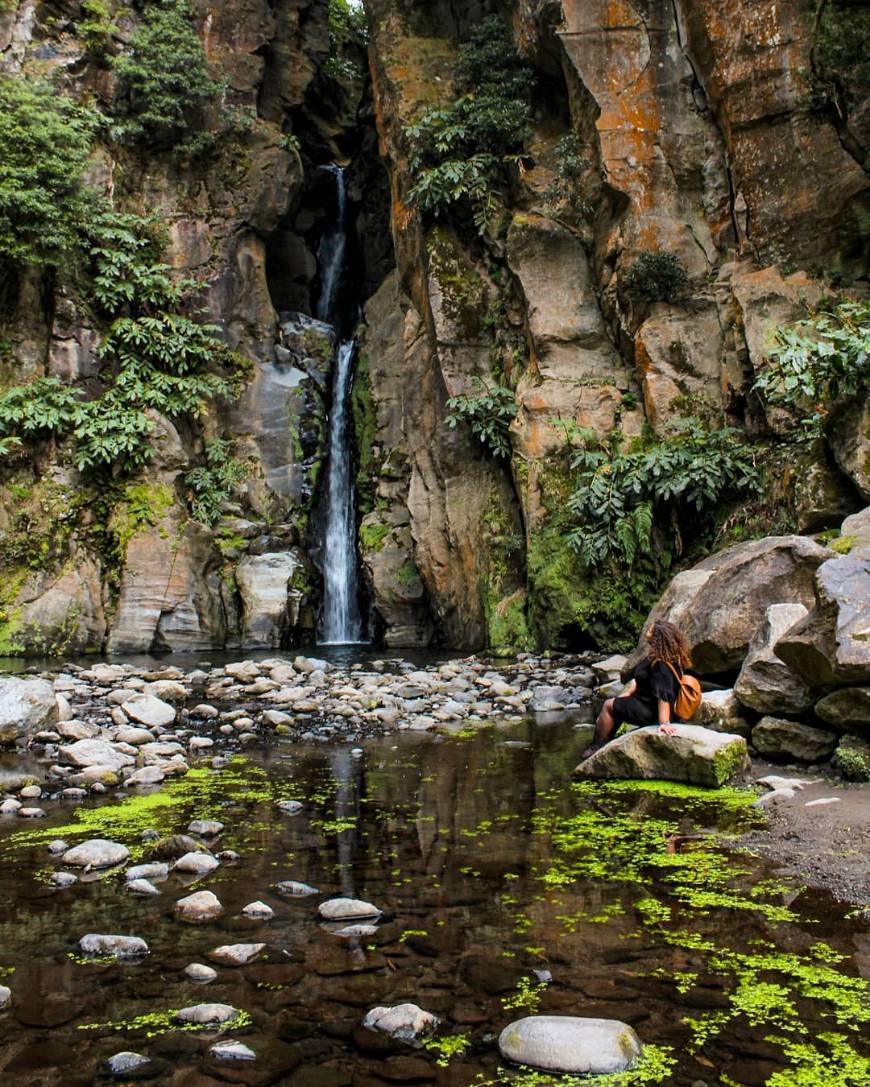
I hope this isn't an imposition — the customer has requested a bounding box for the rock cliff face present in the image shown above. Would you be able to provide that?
[0,0,866,656]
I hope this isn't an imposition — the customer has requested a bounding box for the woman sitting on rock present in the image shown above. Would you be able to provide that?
[581,619,692,760]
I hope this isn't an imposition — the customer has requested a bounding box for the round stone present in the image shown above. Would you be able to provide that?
[318,897,381,921]
[210,1040,256,1062]
[184,963,218,983]
[106,1052,151,1077]
[174,1003,240,1025]
[274,880,318,897]
[175,890,224,923]
[362,1003,439,1041]
[62,839,130,868]
[173,851,220,877]
[242,900,274,920]
[498,1016,642,1075]
[79,934,149,960]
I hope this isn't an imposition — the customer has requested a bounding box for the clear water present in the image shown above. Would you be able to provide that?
[0,717,867,1086]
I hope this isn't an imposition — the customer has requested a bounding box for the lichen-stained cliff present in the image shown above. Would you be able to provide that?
[358,0,867,651]
[0,0,867,657]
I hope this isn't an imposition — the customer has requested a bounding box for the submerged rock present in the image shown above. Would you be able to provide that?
[275,880,319,897]
[185,963,218,983]
[63,839,130,868]
[127,879,160,896]
[79,934,149,959]
[188,819,224,836]
[318,897,382,921]
[105,1052,152,1077]
[208,943,266,967]
[242,900,274,919]
[498,1016,642,1075]
[210,1040,256,1061]
[362,1003,439,1041]
[575,725,750,787]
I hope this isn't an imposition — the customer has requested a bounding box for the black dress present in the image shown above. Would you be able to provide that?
[612,658,681,727]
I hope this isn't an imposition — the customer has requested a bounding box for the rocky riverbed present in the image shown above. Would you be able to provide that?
[0,712,867,1087]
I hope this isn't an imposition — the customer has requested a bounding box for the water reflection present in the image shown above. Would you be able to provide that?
[0,719,865,1087]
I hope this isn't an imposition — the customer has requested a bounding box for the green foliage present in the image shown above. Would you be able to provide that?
[324,0,368,80]
[184,439,250,525]
[753,300,870,439]
[543,133,592,214]
[111,0,223,154]
[566,419,759,570]
[0,77,101,268]
[78,0,118,57]
[422,1032,470,1067]
[833,744,870,783]
[0,208,247,473]
[405,17,534,229]
[815,1,870,116]
[623,250,690,303]
[445,378,517,459]
[359,522,391,552]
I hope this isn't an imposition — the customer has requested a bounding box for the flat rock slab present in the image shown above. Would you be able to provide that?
[79,934,149,959]
[576,725,750,787]
[210,1040,256,1062]
[498,1016,642,1075]
[208,943,266,967]
[63,839,130,868]
[60,740,135,771]
[318,897,382,921]
[362,1003,439,1041]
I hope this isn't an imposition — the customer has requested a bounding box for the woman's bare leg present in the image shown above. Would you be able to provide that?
[582,698,617,758]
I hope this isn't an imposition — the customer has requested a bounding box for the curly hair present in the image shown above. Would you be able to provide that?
[647,618,693,670]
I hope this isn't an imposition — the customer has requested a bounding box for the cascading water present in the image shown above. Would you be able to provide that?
[317,165,364,645]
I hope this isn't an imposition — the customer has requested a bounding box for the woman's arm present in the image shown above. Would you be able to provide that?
[658,699,677,735]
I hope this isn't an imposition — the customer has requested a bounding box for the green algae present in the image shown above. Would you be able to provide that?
[78,1007,252,1039]
[3,758,275,859]
[423,1032,470,1066]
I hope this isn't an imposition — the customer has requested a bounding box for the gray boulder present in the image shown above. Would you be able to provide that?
[79,934,148,959]
[814,687,870,737]
[0,678,59,746]
[175,890,224,923]
[60,739,135,772]
[498,1016,642,1075]
[840,507,870,546]
[751,717,838,762]
[122,694,176,729]
[696,689,751,736]
[63,839,130,868]
[174,1003,240,1025]
[318,897,381,921]
[775,548,870,687]
[633,536,831,673]
[575,725,749,787]
[734,603,815,715]
[826,390,870,501]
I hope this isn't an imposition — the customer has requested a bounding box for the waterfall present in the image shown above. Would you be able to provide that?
[317,165,364,645]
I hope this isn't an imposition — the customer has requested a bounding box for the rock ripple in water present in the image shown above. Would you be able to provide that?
[274,880,318,897]
[498,1016,642,1075]
[318,897,382,921]
[362,1004,439,1041]
[62,839,129,868]
[79,934,149,959]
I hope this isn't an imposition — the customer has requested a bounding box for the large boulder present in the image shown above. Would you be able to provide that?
[814,687,870,738]
[633,536,831,674]
[0,678,59,746]
[751,717,838,763]
[236,551,306,647]
[498,1016,642,1076]
[775,548,870,687]
[733,603,815,715]
[575,725,750,787]
[695,689,751,736]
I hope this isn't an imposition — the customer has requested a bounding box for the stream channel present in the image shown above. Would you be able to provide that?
[0,713,867,1086]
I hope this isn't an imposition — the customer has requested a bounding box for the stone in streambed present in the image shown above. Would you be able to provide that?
[576,725,749,786]
[174,1003,241,1025]
[274,880,319,897]
[318,897,381,921]
[127,878,160,896]
[125,765,164,786]
[362,1004,438,1042]
[79,934,149,959]
[208,943,266,967]
[60,739,135,771]
[173,851,220,876]
[0,985,10,1008]
[175,890,224,923]
[0,677,59,746]
[63,839,129,868]
[188,819,224,836]
[105,1052,152,1077]
[242,900,274,920]
[121,694,176,728]
[185,962,217,982]
[498,1016,642,1075]
[210,1040,256,1061]
[126,862,169,882]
